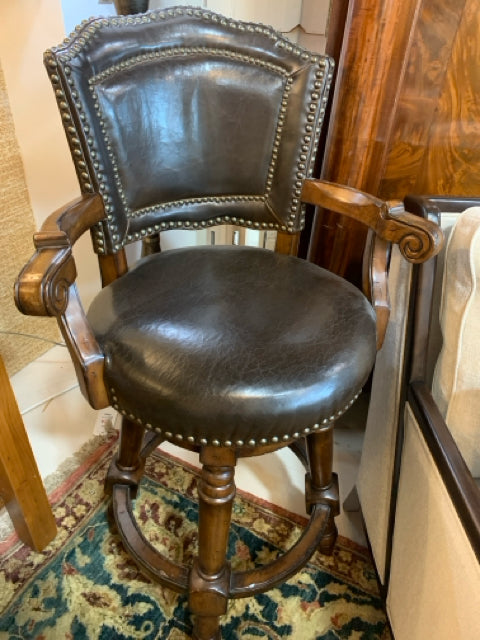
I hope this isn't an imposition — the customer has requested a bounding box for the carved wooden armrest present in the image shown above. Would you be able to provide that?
[301,179,444,349]
[15,194,109,409]
[301,179,443,262]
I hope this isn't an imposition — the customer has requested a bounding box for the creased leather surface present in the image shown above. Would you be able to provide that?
[97,59,282,211]
[47,9,334,253]
[88,246,376,442]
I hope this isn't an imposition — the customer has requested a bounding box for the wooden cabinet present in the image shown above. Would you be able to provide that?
[310,0,480,280]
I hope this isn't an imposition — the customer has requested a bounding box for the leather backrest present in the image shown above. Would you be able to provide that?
[45,7,333,254]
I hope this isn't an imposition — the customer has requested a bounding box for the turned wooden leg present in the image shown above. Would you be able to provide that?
[306,424,339,555]
[189,447,236,640]
[105,417,146,497]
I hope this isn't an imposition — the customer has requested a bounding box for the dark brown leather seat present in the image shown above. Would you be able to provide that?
[88,245,377,443]
[15,7,442,639]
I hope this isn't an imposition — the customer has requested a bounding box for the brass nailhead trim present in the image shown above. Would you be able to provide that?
[110,389,361,448]
[87,45,293,239]
[47,7,334,252]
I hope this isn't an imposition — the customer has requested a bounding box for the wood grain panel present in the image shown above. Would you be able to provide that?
[322,0,424,190]
[309,0,421,280]
[379,0,468,199]
[309,0,480,281]
[415,0,480,195]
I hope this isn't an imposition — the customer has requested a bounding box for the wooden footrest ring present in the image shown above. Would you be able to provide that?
[230,502,330,598]
[112,483,331,600]
[112,483,189,593]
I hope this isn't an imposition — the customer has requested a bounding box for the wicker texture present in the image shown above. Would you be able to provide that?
[0,62,60,375]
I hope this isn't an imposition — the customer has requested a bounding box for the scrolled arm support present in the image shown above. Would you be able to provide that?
[301,179,444,263]
[34,192,105,247]
[301,179,444,350]
[376,203,444,264]
[14,194,109,409]
[15,247,76,317]
[15,194,105,316]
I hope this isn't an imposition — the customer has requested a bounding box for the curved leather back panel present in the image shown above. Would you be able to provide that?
[45,7,333,254]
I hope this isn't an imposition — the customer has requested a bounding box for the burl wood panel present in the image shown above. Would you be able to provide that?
[310,0,480,279]
[378,0,474,199]
[414,0,480,196]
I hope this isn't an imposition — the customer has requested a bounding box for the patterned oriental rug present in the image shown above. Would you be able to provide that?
[0,432,391,639]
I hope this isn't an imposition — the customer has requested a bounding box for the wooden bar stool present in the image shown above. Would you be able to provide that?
[14,8,442,637]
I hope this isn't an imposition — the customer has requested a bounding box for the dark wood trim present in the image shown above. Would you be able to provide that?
[113,0,148,14]
[404,195,480,385]
[275,231,300,256]
[404,195,480,217]
[298,0,351,260]
[98,250,128,287]
[405,253,437,385]
[324,0,351,64]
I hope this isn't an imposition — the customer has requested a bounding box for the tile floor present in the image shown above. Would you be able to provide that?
[10,344,367,546]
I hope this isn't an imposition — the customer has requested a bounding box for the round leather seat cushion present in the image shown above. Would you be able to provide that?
[88,245,377,445]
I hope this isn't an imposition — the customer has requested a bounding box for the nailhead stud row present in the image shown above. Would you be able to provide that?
[87,45,293,249]
[47,7,333,254]
[45,53,95,196]
[90,46,289,85]
[44,52,122,252]
[51,7,324,65]
[123,198,284,243]
[109,388,361,448]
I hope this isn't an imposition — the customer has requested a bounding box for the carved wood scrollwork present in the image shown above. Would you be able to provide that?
[15,247,75,317]
[301,179,444,350]
[14,194,109,408]
[379,204,444,264]
[301,179,444,263]
[43,253,76,316]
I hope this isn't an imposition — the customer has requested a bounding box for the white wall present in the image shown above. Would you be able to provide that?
[148,0,328,49]
[148,0,302,32]
[0,1,78,227]
[62,0,116,34]
[0,0,102,309]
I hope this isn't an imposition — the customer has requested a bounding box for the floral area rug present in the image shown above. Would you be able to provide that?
[0,432,391,639]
